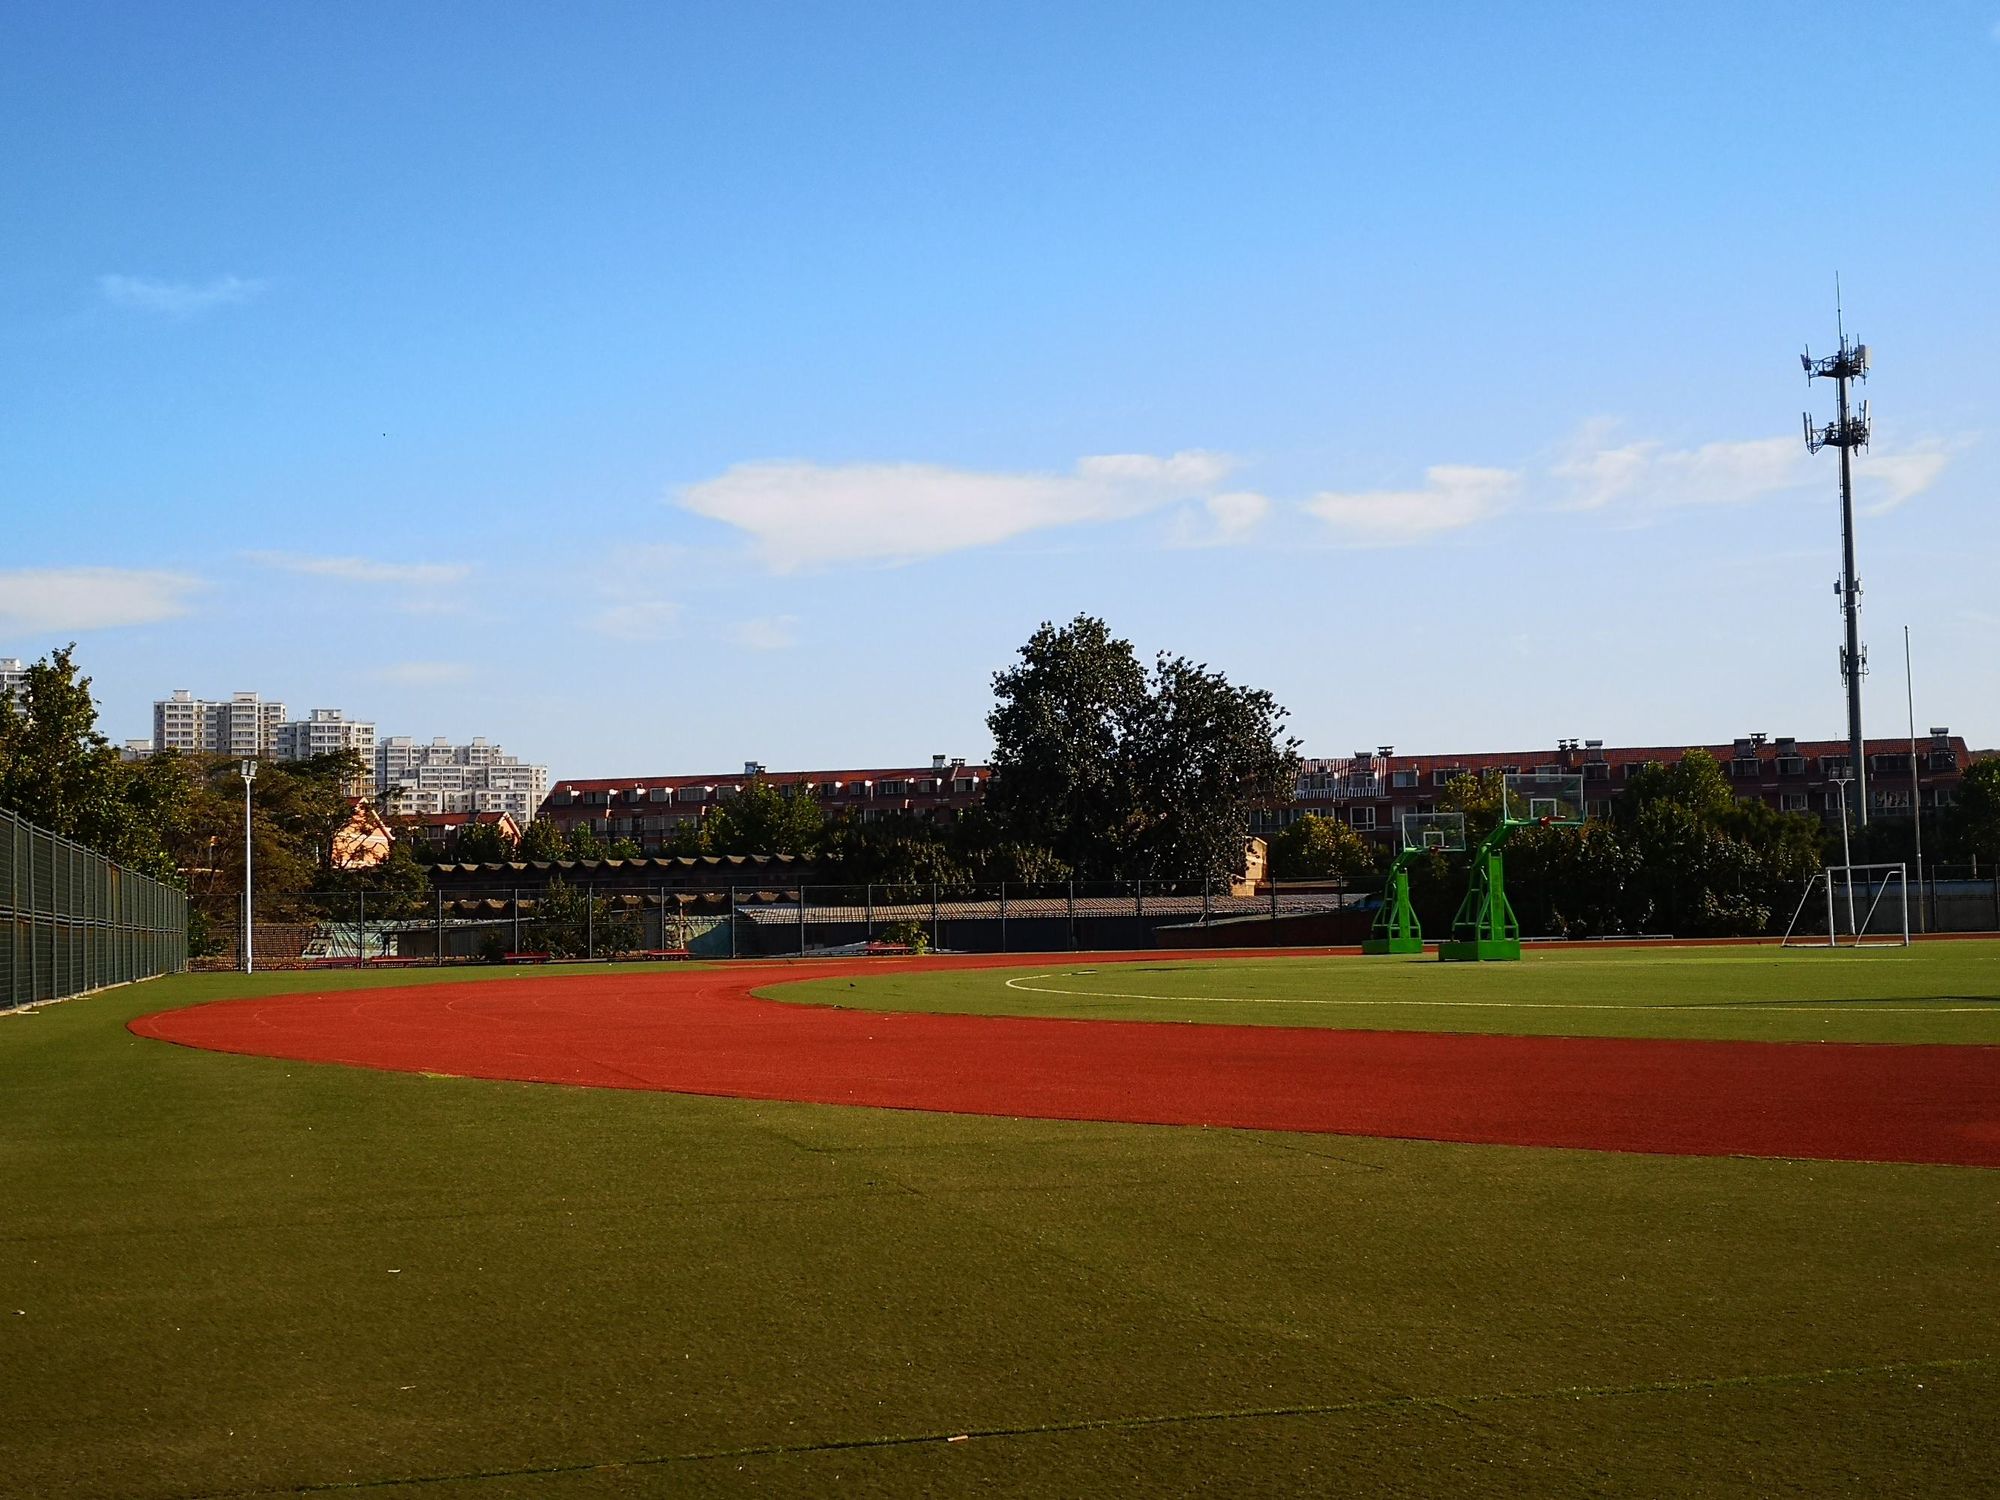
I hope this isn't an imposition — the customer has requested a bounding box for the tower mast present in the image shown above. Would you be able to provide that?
[1802,302,1872,824]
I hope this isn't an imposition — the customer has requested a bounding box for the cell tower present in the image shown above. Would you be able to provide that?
[1802,297,1871,824]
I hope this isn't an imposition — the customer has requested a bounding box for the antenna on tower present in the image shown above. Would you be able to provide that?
[1801,290,1872,824]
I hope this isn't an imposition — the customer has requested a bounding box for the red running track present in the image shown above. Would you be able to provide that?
[130,953,2000,1168]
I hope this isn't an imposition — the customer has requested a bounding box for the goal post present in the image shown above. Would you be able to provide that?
[1780,863,1911,948]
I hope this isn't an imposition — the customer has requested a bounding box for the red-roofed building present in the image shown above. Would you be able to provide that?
[541,756,989,850]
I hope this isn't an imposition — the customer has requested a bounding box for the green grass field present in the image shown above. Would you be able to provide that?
[776,941,2000,1044]
[3,950,1996,1498]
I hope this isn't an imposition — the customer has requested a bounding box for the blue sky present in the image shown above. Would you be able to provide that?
[3,2,1995,774]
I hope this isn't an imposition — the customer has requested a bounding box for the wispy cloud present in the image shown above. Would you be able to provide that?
[1167,491,1272,548]
[244,551,473,586]
[0,567,203,631]
[586,599,682,641]
[369,661,470,686]
[679,450,1233,569]
[727,615,801,651]
[1304,466,1519,547]
[1854,440,1958,515]
[98,273,265,318]
[1553,419,1962,516]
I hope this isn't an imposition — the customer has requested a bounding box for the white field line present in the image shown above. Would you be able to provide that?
[1001,975,1999,1015]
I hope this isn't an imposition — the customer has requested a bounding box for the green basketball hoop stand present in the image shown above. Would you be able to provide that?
[1437,825,1523,962]
[1438,773,1585,964]
[1360,856,1423,955]
[1362,813,1465,957]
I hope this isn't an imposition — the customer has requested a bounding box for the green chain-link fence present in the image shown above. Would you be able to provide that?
[1,807,188,1008]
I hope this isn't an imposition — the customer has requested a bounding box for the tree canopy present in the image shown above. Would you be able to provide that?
[986,615,1298,879]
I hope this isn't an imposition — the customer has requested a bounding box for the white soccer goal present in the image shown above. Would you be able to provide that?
[1780,863,1911,948]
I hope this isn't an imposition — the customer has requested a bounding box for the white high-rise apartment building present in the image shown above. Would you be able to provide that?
[152,691,287,756]
[1,658,27,703]
[274,708,377,791]
[375,736,548,820]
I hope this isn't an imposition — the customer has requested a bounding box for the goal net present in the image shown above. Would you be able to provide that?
[1780,863,1911,948]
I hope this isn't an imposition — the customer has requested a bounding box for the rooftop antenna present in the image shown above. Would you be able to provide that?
[1802,284,1872,824]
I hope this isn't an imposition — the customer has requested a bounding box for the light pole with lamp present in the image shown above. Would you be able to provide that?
[241,758,258,974]
[1828,774,1857,939]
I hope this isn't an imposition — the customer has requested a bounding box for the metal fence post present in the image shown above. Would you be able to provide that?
[799,885,807,956]
[357,888,367,967]
[1270,876,1279,940]
[587,884,595,960]
[435,885,444,965]
[512,888,521,952]
[865,883,874,945]
[729,886,738,959]
[1202,874,1212,924]
[998,880,1007,953]
[1135,878,1144,922]
[931,881,940,952]
[1067,879,1076,950]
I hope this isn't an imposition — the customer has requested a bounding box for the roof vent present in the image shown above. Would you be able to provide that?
[933,754,948,770]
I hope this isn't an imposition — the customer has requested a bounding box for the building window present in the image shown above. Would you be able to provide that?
[1350,806,1376,831]
[1780,792,1809,812]
[1583,763,1610,781]
[1391,770,1417,789]
[1731,758,1760,779]
[676,787,705,804]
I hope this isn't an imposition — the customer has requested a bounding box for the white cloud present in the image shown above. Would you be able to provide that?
[1554,423,1807,511]
[245,551,472,586]
[98,274,265,317]
[369,661,470,686]
[0,567,203,631]
[727,615,801,651]
[1304,466,1519,547]
[1167,491,1272,548]
[587,600,682,641]
[1855,441,1955,514]
[678,449,1234,569]
[1554,421,1960,515]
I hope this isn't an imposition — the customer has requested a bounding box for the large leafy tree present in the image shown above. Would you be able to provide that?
[0,645,180,874]
[1121,653,1300,878]
[516,817,573,862]
[1949,759,2000,862]
[1269,813,1379,882]
[986,615,1297,880]
[704,778,825,857]
[452,819,519,864]
[986,616,1148,877]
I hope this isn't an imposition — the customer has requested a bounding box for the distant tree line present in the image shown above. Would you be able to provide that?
[7,637,1998,942]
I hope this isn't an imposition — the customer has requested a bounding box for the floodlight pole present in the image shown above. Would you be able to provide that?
[1829,775,1857,938]
[1802,305,1872,825]
[240,758,258,974]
